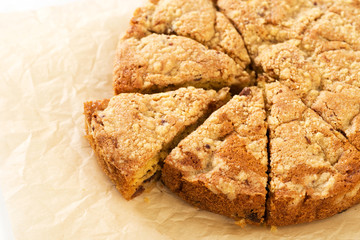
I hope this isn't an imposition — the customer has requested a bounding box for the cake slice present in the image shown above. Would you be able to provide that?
[162,87,268,224]
[113,34,250,94]
[125,0,251,68]
[84,87,230,200]
[265,82,360,226]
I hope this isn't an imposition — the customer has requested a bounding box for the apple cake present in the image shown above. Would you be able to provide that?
[84,0,360,226]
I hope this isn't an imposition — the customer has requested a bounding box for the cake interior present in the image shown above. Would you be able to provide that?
[85,90,230,199]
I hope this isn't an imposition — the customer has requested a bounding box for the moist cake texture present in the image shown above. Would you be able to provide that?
[84,87,229,200]
[162,87,268,224]
[84,0,360,227]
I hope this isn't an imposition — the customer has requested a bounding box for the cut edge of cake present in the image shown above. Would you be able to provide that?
[162,86,268,225]
[84,87,230,200]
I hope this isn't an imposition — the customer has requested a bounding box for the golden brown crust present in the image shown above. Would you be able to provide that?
[218,0,333,57]
[113,34,250,94]
[162,162,267,224]
[265,82,360,226]
[162,87,268,224]
[124,0,251,68]
[84,87,230,200]
[217,0,329,106]
[311,82,360,151]
[255,40,321,106]
[125,0,216,42]
[313,50,360,89]
[84,0,360,227]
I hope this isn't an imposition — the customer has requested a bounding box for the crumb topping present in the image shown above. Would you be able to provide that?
[165,87,268,200]
[113,34,250,94]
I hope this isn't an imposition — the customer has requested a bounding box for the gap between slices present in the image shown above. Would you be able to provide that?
[218,0,360,147]
[84,87,230,200]
[83,0,360,228]
[125,0,251,69]
[113,0,254,95]
[218,0,360,101]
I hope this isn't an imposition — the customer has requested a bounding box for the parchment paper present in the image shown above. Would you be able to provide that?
[0,0,360,239]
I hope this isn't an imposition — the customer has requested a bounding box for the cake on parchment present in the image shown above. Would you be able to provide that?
[84,87,229,200]
[84,0,360,227]
[162,87,268,224]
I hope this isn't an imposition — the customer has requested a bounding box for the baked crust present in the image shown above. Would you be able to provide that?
[217,0,332,57]
[113,34,251,94]
[162,87,268,224]
[265,82,360,226]
[84,0,360,227]
[313,50,360,89]
[218,0,360,106]
[312,82,360,151]
[84,87,230,200]
[125,0,251,68]
[255,40,321,106]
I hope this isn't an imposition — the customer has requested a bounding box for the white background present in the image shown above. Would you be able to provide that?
[0,0,80,12]
[0,1,80,239]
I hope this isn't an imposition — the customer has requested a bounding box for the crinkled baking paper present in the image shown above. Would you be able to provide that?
[0,0,360,239]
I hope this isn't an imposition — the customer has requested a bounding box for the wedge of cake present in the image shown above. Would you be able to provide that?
[125,0,251,68]
[84,87,230,200]
[162,87,268,224]
[265,82,360,226]
[113,34,250,94]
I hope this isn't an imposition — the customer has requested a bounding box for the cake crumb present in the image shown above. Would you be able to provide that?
[270,225,278,233]
[235,219,247,228]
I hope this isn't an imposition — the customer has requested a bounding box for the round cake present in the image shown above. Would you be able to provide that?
[84,0,360,226]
